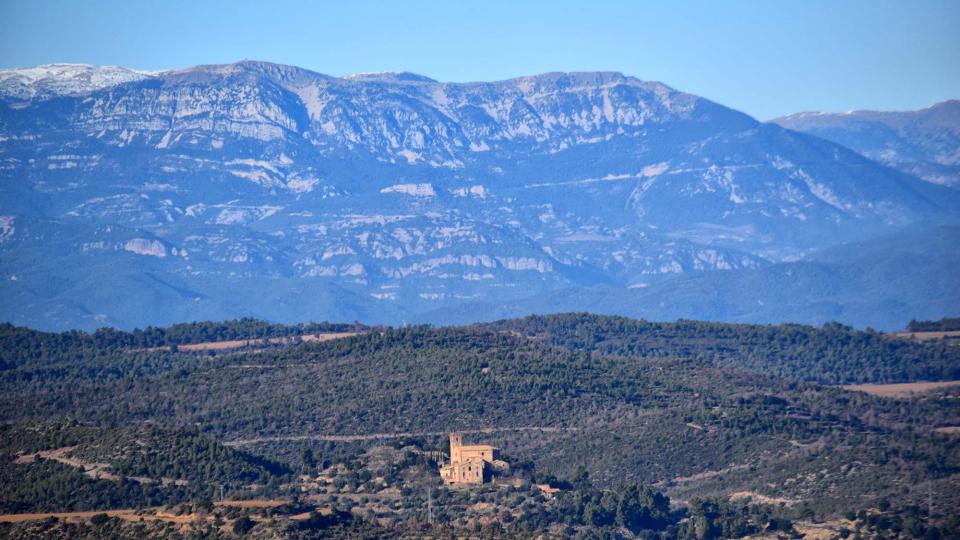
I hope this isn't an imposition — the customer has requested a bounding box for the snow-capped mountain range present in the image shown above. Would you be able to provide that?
[1,61,957,330]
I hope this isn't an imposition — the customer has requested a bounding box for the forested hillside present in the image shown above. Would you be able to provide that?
[0,422,290,513]
[485,313,960,384]
[4,313,956,383]
[1,314,959,537]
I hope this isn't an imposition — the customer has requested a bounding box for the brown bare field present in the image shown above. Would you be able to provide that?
[146,332,362,352]
[888,331,960,342]
[842,380,960,397]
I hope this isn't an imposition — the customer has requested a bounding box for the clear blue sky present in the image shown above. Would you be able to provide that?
[1,0,957,119]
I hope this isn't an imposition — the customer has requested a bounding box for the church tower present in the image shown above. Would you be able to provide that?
[449,432,463,464]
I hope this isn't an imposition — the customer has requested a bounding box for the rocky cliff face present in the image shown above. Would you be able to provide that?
[1,61,956,330]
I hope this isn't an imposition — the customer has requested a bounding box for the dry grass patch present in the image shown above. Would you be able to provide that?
[842,380,960,397]
[143,332,362,352]
[888,331,960,342]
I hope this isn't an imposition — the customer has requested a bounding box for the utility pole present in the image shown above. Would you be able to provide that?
[219,484,224,503]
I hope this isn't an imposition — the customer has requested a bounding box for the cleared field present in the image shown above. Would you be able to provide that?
[889,330,960,342]
[147,332,361,352]
[842,380,960,397]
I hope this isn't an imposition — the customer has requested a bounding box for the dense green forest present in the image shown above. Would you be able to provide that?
[485,313,960,384]
[1,313,959,538]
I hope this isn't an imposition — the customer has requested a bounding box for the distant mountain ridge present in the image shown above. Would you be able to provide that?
[773,100,960,187]
[421,225,960,331]
[0,61,957,330]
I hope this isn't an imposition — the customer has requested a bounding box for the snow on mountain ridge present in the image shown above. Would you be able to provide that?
[773,100,960,122]
[0,64,161,100]
[774,100,960,186]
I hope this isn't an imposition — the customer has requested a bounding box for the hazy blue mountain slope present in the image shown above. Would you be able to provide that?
[773,100,960,187]
[1,62,957,330]
[420,226,960,330]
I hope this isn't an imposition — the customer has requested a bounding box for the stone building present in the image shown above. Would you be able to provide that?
[439,432,509,485]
